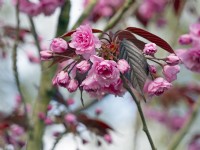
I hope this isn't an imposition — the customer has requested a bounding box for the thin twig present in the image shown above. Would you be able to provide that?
[122,75,157,150]
[28,17,42,52]
[102,0,135,32]
[71,0,98,30]
[168,98,200,150]
[12,0,29,125]
[51,131,67,150]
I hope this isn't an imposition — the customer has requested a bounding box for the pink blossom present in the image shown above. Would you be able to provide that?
[69,24,101,59]
[56,71,70,87]
[149,65,157,74]
[15,0,41,17]
[177,48,200,73]
[44,117,53,125]
[188,135,200,150]
[166,54,180,65]
[66,98,75,106]
[104,134,112,144]
[189,23,200,37]
[40,50,53,60]
[10,125,24,136]
[40,0,58,16]
[76,60,91,74]
[81,74,100,93]
[178,34,192,45]
[144,77,172,96]
[27,51,40,63]
[47,104,53,111]
[91,55,120,86]
[95,108,102,115]
[64,113,77,124]
[138,2,154,20]
[50,38,68,53]
[81,55,123,96]
[117,59,130,74]
[143,43,157,56]
[67,79,79,92]
[38,112,46,120]
[168,115,186,131]
[0,0,3,7]
[163,65,180,82]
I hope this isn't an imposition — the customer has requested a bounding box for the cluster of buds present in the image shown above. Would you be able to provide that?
[176,22,200,73]
[13,0,64,17]
[41,24,130,98]
[143,42,180,97]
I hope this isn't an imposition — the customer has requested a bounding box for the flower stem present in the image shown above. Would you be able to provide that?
[122,76,157,150]
[12,0,29,126]
[168,98,200,150]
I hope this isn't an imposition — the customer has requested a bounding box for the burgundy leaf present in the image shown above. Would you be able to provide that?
[115,30,146,50]
[77,114,113,136]
[126,27,174,53]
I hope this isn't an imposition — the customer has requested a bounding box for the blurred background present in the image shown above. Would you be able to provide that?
[0,0,200,150]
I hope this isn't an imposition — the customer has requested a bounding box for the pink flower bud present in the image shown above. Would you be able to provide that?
[38,112,46,120]
[104,134,112,144]
[66,98,75,106]
[56,71,70,87]
[163,65,180,82]
[76,60,90,73]
[178,34,192,45]
[144,77,172,96]
[67,79,79,92]
[44,117,53,125]
[10,125,24,136]
[149,65,157,74]
[47,104,53,111]
[166,54,180,65]
[53,131,61,137]
[95,108,102,115]
[64,113,77,124]
[117,59,130,74]
[40,50,53,60]
[143,43,157,56]
[27,51,40,63]
[50,38,68,53]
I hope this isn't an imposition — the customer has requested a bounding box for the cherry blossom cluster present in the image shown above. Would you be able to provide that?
[176,22,200,73]
[40,24,130,97]
[12,0,65,17]
[83,0,124,22]
[143,42,181,97]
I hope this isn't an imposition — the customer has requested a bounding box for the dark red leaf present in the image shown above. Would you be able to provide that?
[126,27,174,53]
[115,30,146,50]
[77,114,113,136]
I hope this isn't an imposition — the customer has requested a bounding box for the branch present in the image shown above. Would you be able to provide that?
[28,17,42,52]
[168,98,200,150]
[71,0,98,30]
[122,76,157,150]
[12,0,29,126]
[102,0,135,32]
[26,1,71,150]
